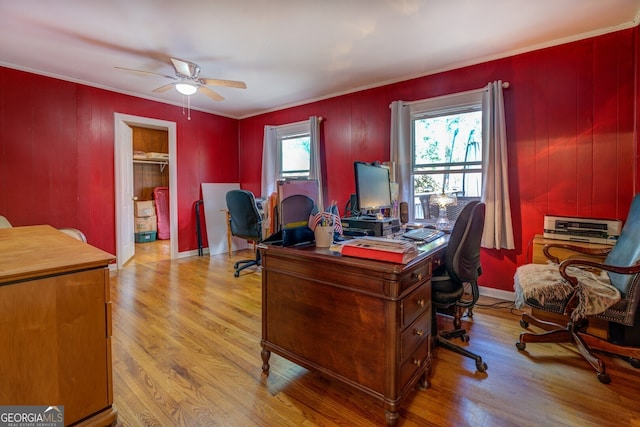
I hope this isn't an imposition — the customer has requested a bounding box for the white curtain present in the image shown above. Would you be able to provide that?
[309,116,324,210]
[389,101,411,216]
[481,81,514,249]
[261,125,278,198]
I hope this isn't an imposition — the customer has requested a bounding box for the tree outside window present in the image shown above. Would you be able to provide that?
[412,109,482,219]
[280,134,310,178]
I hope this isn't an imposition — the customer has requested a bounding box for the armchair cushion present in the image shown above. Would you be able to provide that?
[515,262,620,321]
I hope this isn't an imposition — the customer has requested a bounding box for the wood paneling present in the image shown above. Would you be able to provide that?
[238,26,640,292]
[0,69,239,254]
[132,127,169,201]
[0,25,638,294]
[133,163,169,202]
[132,126,168,154]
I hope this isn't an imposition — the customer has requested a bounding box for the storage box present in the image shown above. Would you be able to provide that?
[135,215,157,232]
[135,231,157,243]
[135,200,155,217]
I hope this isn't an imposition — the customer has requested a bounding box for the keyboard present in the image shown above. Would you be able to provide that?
[402,228,445,242]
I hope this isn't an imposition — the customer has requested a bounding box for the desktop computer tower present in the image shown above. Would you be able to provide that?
[341,216,401,237]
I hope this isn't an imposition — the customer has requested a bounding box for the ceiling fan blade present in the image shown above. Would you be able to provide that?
[200,78,247,89]
[152,83,176,93]
[115,67,176,80]
[170,57,199,77]
[198,86,224,101]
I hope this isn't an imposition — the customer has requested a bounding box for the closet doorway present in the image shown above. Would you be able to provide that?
[114,114,177,268]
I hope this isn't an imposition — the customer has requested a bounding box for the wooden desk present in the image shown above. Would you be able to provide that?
[259,237,447,426]
[0,225,117,426]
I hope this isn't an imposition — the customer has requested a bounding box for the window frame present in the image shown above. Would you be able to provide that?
[408,91,484,221]
[275,121,311,179]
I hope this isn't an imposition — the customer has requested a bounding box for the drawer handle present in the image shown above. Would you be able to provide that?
[414,329,424,337]
[412,272,424,281]
[413,359,422,367]
[416,298,425,307]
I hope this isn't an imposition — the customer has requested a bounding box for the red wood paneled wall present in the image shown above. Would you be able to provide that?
[239,26,639,291]
[0,68,239,254]
[0,25,637,291]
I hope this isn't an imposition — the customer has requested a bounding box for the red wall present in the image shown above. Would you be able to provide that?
[0,68,239,254]
[1,26,637,292]
[239,26,639,291]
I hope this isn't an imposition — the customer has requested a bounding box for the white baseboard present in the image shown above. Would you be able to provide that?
[178,248,209,258]
[478,285,514,302]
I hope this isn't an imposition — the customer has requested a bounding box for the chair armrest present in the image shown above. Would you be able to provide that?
[559,259,640,287]
[542,243,611,264]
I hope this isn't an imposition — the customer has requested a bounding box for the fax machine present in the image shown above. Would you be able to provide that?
[543,215,622,245]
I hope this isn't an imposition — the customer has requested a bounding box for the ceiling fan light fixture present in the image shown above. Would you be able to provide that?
[176,83,197,96]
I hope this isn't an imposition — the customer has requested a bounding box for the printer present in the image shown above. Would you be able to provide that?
[543,215,622,245]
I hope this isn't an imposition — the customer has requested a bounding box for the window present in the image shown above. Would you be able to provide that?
[262,117,322,201]
[409,93,483,220]
[276,122,311,179]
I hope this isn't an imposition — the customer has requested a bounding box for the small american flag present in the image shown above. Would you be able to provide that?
[308,201,343,234]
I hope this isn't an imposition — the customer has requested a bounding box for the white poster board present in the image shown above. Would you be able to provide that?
[201,183,248,256]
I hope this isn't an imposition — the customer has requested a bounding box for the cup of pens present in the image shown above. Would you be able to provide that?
[310,200,341,248]
[314,224,334,247]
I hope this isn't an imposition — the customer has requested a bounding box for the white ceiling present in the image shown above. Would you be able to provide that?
[1,0,639,119]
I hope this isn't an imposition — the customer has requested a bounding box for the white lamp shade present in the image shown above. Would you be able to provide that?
[176,83,197,95]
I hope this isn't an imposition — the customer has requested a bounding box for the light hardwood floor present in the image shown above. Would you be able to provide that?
[111,242,640,426]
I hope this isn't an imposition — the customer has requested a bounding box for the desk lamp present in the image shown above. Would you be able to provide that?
[430,192,457,230]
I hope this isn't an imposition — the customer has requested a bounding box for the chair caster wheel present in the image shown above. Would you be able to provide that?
[516,342,526,351]
[233,262,240,269]
[476,360,488,372]
[519,319,529,329]
[234,271,240,278]
[629,358,640,369]
[597,372,611,384]
[460,334,470,343]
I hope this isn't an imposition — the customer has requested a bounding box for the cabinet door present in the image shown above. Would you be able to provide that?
[0,269,109,425]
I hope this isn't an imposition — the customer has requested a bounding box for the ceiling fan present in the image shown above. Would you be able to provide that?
[116,57,246,102]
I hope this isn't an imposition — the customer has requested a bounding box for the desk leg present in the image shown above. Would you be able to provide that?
[416,372,430,390]
[261,348,271,374]
[384,410,399,427]
[223,210,232,258]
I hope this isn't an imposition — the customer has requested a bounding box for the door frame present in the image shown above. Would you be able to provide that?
[114,113,177,268]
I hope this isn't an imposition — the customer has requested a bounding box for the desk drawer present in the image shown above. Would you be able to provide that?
[399,337,430,389]
[399,261,431,294]
[401,282,431,327]
[400,310,430,363]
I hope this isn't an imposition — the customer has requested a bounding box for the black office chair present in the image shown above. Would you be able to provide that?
[431,200,487,372]
[225,189,263,277]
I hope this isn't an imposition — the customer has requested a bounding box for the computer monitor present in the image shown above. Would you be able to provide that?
[354,161,392,215]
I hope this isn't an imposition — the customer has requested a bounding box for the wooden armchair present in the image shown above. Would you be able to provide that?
[514,194,640,384]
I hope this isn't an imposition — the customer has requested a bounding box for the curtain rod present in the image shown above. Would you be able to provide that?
[399,81,510,107]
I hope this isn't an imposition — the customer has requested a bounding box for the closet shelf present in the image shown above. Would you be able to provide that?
[134,159,168,172]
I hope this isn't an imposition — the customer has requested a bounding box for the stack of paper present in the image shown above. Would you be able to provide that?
[332,236,418,264]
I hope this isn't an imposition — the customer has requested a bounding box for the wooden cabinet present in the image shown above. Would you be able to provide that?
[0,225,117,426]
[259,240,446,426]
[531,234,610,264]
[531,234,610,338]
